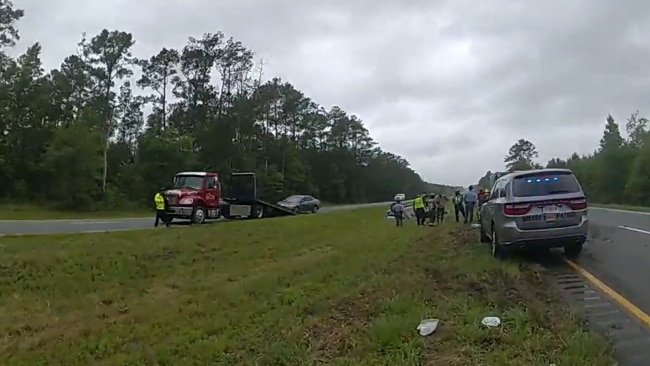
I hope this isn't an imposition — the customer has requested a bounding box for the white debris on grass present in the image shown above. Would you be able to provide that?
[417,318,440,336]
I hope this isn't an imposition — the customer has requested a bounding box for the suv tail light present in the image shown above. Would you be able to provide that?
[567,198,587,211]
[503,203,532,216]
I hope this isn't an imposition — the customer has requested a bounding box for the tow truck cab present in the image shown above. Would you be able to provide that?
[164,171,221,224]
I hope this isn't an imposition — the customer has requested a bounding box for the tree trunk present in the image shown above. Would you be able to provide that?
[102,133,108,193]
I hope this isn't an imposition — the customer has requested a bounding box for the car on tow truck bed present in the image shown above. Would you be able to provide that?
[478,168,588,259]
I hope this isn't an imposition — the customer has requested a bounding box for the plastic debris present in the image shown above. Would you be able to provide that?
[481,316,501,327]
[417,318,439,336]
[471,223,481,228]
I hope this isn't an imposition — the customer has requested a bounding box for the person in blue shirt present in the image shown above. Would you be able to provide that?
[391,200,405,227]
[463,185,478,223]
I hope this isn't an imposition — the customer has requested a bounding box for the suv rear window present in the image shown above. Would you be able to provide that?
[512,171,581,197]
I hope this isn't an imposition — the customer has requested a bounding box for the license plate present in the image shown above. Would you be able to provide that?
[543,205,558,221]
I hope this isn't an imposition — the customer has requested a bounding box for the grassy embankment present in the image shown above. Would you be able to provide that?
[0,207,614,365]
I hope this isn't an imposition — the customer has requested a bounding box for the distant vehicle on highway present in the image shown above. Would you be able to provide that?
[394,193,406,201]
[277,195,321,213]
[478,168,588,259]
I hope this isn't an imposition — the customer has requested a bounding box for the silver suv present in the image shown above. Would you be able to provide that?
[478,169,588,259]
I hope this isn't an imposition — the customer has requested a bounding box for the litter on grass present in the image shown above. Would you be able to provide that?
[417,318,440,336]
[481,316,501,327]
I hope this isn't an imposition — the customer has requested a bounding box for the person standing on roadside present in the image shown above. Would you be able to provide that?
[452,190,465,223]
[434,193,445,224]
[154,188,170,228]
[413,193,426,226]
[463,185,478,223]
[392,199,405,227]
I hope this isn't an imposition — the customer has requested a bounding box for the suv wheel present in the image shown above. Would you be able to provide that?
[192,206,206,224]
[564,243,583,259]
[479,222,490,243]
[490,226,507,259]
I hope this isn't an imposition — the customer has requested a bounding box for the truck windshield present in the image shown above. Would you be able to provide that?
[173,175,203,190]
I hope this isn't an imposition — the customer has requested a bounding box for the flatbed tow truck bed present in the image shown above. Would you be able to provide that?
[220,172,297,219]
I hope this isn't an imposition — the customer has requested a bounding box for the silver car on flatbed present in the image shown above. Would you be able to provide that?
[478,168,588,259]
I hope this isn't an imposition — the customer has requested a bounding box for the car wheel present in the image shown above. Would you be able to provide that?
[191,206,206,224]
[312,205,319,213]
[293,207,300,214]
[564,243,583,259]
[490,225,507,259]
[479,222,490,243]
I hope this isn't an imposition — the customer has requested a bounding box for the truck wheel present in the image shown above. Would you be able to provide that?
[249,205,263,219]
[192,206,206,224]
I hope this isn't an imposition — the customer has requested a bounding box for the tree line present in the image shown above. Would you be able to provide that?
[0,2,449,210]
[477,112,650,206]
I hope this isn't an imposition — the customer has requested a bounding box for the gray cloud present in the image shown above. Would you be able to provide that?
[11,0,650,185]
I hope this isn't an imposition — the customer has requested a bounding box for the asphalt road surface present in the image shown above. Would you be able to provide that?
[576,207,650,318]
[0,201,394,236]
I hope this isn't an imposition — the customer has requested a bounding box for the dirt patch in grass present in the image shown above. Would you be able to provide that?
[0,208,614,365]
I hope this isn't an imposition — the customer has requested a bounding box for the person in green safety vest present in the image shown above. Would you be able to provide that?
[413,193,426,226]
[154,188,170,228]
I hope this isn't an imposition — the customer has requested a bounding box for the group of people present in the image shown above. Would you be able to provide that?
[452,185,490,224]
[390,192,448,227]
[390,185,491,227]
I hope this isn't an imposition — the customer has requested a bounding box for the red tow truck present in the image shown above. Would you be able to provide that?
[163,171,295,224]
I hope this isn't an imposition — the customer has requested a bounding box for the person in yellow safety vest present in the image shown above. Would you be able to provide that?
[413,193,426,226]
[154,188,170,228]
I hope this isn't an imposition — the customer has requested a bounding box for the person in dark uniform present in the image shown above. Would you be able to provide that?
[452,190,465,223]
[154,188,170,227]
[434,193,445,224]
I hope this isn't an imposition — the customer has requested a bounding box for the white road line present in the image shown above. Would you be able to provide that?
[71,221,123,225]
[590,206,650,216]
[618,225,650,235]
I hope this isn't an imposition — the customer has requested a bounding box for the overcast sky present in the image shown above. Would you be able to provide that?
[11,0,650,186]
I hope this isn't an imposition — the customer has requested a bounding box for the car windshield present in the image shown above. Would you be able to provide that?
[512,171,581,197]
[172,175,203,190]
[283,195,303,203]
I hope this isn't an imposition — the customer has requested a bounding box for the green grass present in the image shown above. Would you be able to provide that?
[591,202,650,213]
[0,204,151,220]
[0,207,614,365]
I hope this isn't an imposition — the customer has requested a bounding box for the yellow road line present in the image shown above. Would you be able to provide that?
[565,259,650,328]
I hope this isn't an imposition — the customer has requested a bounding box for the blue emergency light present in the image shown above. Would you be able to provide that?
[525,177,559,183]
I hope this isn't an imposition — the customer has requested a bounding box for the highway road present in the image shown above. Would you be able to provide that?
[577,207,650,319]
[0,201,393,236]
